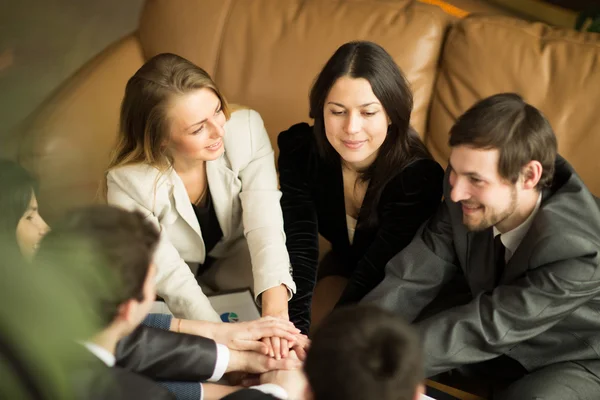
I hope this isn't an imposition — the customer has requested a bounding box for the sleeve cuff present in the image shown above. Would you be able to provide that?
[199,383,203,400]
[250,384,289,399]
[141,313,173,331]
[207,344,230,382]
[255,278,297,305]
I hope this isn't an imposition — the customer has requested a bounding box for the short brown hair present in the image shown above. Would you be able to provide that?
[304,305,423,400]
[449,93,557,189]
[36,206,159,325]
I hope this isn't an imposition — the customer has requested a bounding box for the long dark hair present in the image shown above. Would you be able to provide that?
[309,41,432,228]
[0,159,38,248]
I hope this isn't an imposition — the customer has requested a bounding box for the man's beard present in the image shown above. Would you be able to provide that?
[463,186,518,232]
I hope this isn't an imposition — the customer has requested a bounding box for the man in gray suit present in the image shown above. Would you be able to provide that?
[364,93,600,399]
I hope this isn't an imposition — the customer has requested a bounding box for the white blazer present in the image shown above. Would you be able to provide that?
[107,109,296,321]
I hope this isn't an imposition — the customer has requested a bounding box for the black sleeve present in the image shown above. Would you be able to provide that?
[278,123,320,334]
[115,325,217,382]
[337,159,445,304]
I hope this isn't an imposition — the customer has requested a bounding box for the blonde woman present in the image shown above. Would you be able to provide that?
[105,53,296,358]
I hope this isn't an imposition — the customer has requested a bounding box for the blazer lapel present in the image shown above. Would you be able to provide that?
[206,157,234,240]
[169,168,203,238]
[498,188,551,285]
[317,161,348,247]
[352,177,377,254]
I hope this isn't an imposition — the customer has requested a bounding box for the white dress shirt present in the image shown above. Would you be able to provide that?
[493,193,543,263]
[82,341,116,367]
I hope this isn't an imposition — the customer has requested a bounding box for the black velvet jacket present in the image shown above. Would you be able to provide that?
[278,123,444,333]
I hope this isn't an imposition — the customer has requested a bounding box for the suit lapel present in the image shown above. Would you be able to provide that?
[169,168,203,238]
[206,157,233,240]
[498,188,550,284]
[352,177,377,254]
[317,160,348,246]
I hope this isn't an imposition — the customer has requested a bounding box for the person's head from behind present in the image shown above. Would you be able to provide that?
[36,205,160,338]
[0,159,49,260]
[304,305,424,400]
[108,53,230,174]
[448,93,557,233]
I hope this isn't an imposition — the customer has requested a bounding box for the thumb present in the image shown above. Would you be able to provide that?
[231,339,269,354]
[275,355,302,371]
[288,350,299,360]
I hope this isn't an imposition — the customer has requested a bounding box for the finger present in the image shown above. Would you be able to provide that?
[295,334,311,349]
[292,344,307,361]
[264,320,301,334]
[262,337,274,358]
[253,319,300,334]
[281,339,289,359]
[233,339,269,354]
[277,356,302,370]
[253,326,299,342]
[288,350,299,360]
[271,336,281,360]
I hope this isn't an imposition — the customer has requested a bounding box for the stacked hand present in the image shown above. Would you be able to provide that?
[213,316,302,355]
[179,315,308,355]
[260,350,309,400]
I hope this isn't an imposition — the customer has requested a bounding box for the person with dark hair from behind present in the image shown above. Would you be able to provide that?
[279,40,443,335]
[364,93,600,399]
[36,205,303,400]
[221,305,426,400]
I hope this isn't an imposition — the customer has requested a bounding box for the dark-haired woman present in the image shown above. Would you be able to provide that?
[279,41,444,334]
[0,159,50,261]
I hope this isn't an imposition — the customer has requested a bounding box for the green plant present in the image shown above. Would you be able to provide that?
[575,8,600,33]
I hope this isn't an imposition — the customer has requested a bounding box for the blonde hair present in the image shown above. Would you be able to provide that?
[101,53,230,199]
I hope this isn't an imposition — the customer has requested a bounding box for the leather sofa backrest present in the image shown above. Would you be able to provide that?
[427,15,600,195]
[139,0,452,150]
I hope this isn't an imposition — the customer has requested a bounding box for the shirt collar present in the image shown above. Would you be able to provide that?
[82,341,116,367]
[493,193,542,260]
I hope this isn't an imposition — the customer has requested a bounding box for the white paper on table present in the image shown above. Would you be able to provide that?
[420,394,436,400]
[150,288,260,323]
[208,289,261,322]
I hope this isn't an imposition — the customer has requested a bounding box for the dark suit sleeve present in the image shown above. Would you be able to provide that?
[362,199,459,322]
[337,159,445,304]
[417,232,600,377]
[278,124,320,334]
[221,389,279,400]
[115,325,217,381]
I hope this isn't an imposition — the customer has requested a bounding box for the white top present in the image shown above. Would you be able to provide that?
[493,193,543,263]
[346,214,358,244]
[107,109,295,321]
[83,341,115,367]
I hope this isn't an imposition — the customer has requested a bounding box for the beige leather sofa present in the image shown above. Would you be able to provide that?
[14,0,600,222]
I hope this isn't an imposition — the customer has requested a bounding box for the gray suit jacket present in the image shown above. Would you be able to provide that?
[364,156,600,377]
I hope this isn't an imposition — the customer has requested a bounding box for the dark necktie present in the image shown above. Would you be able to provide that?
[494,234,506,285]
